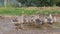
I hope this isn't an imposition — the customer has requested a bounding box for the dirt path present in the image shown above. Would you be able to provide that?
[0,17,60,34]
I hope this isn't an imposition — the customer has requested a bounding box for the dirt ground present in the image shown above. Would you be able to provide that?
[0,16,60,34]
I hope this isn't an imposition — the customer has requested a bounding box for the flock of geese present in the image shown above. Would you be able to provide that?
[12,13,57,29]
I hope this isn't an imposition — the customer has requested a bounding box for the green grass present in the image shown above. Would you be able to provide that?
[0,8,37,15]
[0,7,60,15]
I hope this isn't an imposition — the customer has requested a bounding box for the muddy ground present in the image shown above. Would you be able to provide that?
[0,16,60,34]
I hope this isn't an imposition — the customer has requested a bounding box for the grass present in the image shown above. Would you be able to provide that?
[0,8,37,15]
[0,7,60,15]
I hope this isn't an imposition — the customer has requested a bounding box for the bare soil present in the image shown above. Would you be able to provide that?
[0,16,60,34]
